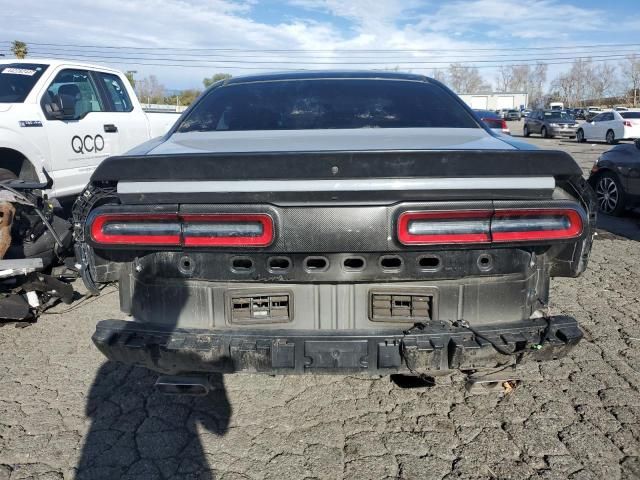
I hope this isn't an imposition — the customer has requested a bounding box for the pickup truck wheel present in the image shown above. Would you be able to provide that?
[595,172,625,216]
[576,129,585,142]
[523,125,530,137]
[606,129,617,145]
[0,168,17,182]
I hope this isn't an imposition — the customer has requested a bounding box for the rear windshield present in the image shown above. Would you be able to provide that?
[176,79,479,132]
[621,112,640,119]
[544,111,573,121]
[0,63,48,103]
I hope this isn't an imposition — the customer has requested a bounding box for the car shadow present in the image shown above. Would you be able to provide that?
[76,258,232,479]
[595,209,640,241]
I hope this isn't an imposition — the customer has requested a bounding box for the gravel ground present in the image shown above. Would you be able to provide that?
[1,122,639,479]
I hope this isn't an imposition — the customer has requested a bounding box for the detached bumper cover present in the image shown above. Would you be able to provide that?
[93,316,583,375]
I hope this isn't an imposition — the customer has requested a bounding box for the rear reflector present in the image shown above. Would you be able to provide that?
[90,213,274,247]
[398,208,583,245]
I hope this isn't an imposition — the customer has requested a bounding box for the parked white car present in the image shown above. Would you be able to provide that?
[576,110,640,144]
[0,59,180,198]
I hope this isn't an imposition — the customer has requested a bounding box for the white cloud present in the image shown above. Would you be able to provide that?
[422,0,606,39]
[0,0,636,91]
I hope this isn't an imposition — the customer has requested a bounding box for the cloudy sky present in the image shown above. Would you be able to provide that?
[1,0,639,90]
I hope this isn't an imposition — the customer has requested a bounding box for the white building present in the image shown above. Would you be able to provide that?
[457,92,529,111]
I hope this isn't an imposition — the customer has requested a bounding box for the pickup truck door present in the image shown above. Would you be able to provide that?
[93,71,150,153]
[41,68,119,197]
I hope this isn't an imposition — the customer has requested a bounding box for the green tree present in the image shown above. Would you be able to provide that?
[11,40,28,59]
[178,89,202,106]
[203,73,232,88]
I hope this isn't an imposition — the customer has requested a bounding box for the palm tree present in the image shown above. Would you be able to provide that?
[11,41,28,59]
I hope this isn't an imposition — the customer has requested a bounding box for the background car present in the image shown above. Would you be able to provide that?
[521,109,532,118]
[585,107,603,122]
[588,139,640,215]
[523,109,578,138]
[474,109,510,135]
[574,108,587,120]
[505,109,521,121]
[576,110,640,144]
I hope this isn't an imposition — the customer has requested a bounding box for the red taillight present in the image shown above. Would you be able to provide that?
[90,213,274,247]
[91,213,181,246]
[624,120,633,127]
[397,208,583,245]
[398,210,492,245]
[491,209,583,242]
[181,214,274,247]
[500,119,508,130]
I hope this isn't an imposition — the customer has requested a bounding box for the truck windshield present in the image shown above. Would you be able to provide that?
[0,63,48,103]
[177,79,479,132]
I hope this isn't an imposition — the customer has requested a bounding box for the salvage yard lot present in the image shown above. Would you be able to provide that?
[1,122,639,480]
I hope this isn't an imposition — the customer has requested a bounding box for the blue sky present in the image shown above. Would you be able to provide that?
[0,0,638,90]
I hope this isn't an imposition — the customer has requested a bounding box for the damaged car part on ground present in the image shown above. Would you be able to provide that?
[0,171,77,322]
[73,71,597,390]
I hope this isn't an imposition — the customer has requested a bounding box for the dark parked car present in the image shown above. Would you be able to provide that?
[574,109,587,120]
[473,109,510,135]
[505,109,521,121]
[75,71,593,390]
[523,110,578,138]
[588,139,640,215]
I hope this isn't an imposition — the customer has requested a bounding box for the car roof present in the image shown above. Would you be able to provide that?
[223,70,431,85]
[0,58,123,75]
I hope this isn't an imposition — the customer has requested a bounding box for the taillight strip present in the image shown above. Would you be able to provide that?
[398,208,583,245]
[491,208,583,242]
[90,213,274,247]
[398,210,492,245]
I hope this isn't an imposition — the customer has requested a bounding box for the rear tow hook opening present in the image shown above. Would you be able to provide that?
[155,375,210,396]
[464,368,523,396]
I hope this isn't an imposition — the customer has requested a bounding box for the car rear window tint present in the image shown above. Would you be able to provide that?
[621,112,640,119]
[177,79,480,132]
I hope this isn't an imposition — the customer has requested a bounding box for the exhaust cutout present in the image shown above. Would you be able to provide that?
[155,376,210,396]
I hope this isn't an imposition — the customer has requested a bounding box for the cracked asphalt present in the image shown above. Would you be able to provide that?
[1,122,640,479]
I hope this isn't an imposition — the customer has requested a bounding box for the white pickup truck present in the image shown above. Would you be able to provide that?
[0,59,180,198]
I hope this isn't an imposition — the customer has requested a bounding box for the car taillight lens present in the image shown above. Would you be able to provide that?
[398,210,492,245]
[624,120,633,127]
[181,214,273,247]
[90,213,274,247]
[397,208,583,245]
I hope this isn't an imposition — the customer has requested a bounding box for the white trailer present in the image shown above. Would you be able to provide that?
[458,92,528,111]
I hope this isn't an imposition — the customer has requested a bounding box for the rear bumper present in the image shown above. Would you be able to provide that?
[93,316,583,375]
[550,126,578,136]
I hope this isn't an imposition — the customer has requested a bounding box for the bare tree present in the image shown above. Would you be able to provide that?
[495,66,513,92]
[429,69,448,84]
[620,55,640,107]
[136,75,165,104]
[447,63,491,93]
[589,63,617,102]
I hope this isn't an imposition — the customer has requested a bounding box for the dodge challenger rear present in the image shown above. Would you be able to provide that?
[74,72,595,387]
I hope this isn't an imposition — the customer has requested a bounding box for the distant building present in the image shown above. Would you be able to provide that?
[457,92,529,111]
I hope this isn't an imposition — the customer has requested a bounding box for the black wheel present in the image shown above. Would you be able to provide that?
[523,125,530,137]
[541,126,548,138]
[576,129,585,143]
[606,129,617,145]
[595,172,625,216]
[0,168,17,182]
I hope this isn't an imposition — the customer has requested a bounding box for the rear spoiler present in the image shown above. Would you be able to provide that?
[90,149,583,204]
[92,149,581,182]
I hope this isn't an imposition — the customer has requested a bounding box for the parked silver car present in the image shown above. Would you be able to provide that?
[523,110,578,138]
